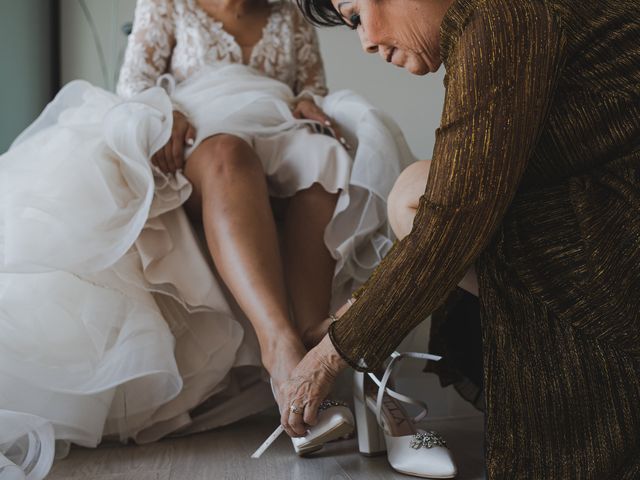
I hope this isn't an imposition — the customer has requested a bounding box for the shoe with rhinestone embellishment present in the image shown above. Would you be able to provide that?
[353,352,457,478]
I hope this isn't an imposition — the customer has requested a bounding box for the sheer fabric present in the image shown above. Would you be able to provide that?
[0,64,416,479]
[117,0,327,99]
[0,2,415,478]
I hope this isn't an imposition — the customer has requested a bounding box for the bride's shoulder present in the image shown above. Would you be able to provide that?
[272,1,298,18]
[271,0,309,26]
[133,0,179,19]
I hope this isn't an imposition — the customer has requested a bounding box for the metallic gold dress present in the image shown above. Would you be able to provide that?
[329,0,640,477]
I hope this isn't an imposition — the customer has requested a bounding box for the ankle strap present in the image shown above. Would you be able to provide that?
[367,351,441,427]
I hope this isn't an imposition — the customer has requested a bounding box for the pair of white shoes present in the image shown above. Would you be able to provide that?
[254,351,457,479]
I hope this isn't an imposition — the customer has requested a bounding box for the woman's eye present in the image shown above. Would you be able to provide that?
[348,13,361,30]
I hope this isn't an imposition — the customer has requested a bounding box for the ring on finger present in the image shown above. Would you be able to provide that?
[289,404,304,415]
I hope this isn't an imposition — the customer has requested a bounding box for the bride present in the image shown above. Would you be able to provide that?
[0,0,416,477]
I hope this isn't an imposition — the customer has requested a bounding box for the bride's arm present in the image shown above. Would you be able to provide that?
[291,7,328,99]
[289,8,351,147]
[117,0,195,174]
[116,0,176,98]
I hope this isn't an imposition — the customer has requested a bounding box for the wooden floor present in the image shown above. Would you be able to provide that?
[47,412,485,480]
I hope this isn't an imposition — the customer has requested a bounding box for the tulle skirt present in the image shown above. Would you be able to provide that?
[0,64,415,479]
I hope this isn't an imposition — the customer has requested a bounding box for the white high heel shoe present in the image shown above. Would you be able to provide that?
[290,399,354,455]
[353,352,457,479]
[251,380,355,458]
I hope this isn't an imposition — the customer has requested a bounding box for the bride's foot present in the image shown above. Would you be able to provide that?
[301,317,334,350]
[255,383,355,458]
[262,335,307,405]
[301,300,356,350]
[253,335,355,458]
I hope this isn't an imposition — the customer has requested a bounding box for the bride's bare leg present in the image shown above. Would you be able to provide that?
[183,134,305,392]
[387,160,479,296]
[281,183,339,349]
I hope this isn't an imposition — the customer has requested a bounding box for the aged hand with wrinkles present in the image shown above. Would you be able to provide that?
[279,334,348,437]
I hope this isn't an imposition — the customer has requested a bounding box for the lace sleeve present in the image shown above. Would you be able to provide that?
[292,7,328,98]
[116,0,176,98]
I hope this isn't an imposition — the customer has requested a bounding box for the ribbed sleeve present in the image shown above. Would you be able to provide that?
[329,0,567,371]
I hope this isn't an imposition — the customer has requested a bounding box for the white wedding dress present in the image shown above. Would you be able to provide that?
[0,1,416,479]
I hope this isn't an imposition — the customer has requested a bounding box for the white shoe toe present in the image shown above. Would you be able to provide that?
[386,435,457,478]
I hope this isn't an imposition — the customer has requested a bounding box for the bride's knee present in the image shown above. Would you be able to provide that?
[387,191,410,239]
[387,160,432,239]
[190,134,260,177]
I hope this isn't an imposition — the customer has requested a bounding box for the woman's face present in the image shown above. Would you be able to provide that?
[330,0,452,75]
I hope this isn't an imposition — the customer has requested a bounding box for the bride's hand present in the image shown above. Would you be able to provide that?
[279,335,348,437]
[152,110,196,174]
[292,99,350,150]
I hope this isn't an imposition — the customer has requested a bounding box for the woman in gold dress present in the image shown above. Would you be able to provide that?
[278,0,640,477]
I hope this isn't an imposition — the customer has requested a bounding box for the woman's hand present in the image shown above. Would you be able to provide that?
[151,110,196,174]
[293,98,350,150]
[279,335,348,437]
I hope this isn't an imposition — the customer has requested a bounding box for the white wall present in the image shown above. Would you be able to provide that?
[0,1,54,153]
[318,28,446,160]
[60,0,134,91]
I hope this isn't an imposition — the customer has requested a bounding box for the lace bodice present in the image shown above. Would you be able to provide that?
[117,0,327,99]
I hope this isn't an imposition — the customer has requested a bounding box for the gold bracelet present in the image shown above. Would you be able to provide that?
[329,313,339,323]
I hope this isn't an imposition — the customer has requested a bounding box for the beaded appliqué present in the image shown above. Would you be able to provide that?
[410,431,447,449]
[117,0,327,98]
[318,400,348,412]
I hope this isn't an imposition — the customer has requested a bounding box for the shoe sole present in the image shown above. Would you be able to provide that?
[296,421,355,457]
[392,466,457,479]
[359,451,387,458]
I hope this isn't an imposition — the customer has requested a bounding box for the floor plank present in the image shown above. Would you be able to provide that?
[48,441,173,479]
[47,412,485,480]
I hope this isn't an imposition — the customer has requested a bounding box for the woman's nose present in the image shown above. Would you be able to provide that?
[357,28,378,54]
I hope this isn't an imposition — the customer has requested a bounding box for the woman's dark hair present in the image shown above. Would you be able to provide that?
[296,0,345,27]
